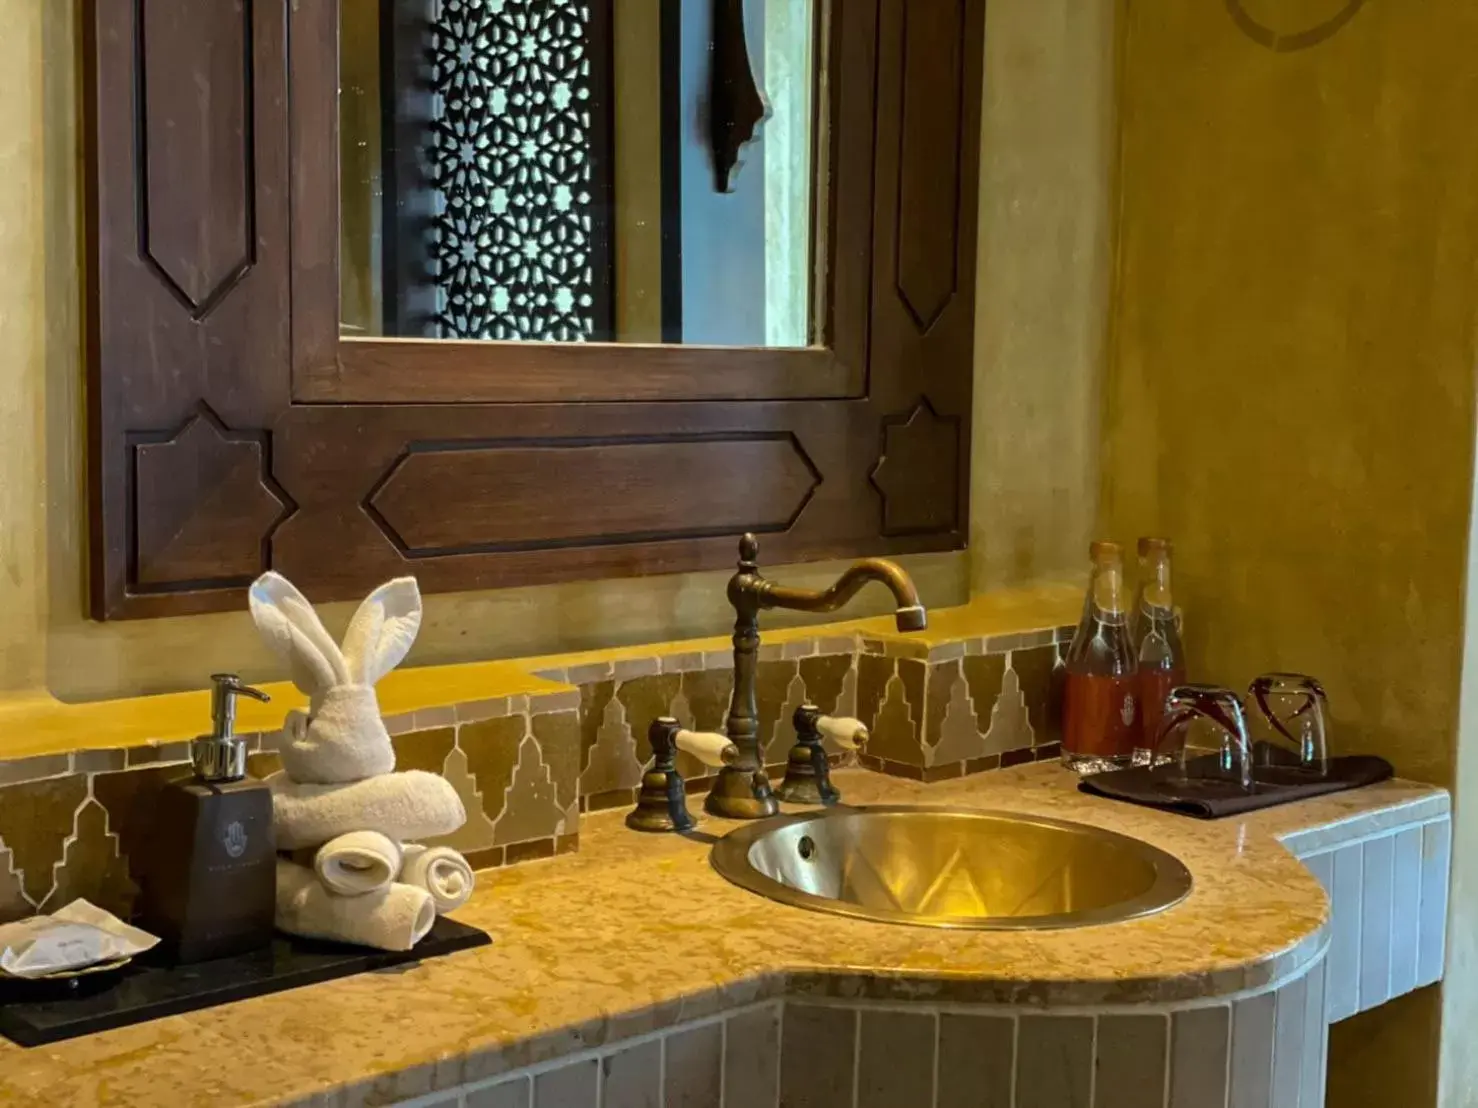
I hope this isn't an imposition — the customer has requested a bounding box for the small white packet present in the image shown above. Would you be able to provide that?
[0,899,160,979]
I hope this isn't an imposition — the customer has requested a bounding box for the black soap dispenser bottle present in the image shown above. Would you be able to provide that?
[138,674,278,964]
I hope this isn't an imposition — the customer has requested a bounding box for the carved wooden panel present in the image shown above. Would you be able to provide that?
[871,401,961,535]
[131,407,294,589]
[366,437,820,556]
[139,0,255,317]
[85,0,984,618]
[895,0,966,332]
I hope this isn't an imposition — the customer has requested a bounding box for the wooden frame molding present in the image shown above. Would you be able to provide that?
[85,0,986,619]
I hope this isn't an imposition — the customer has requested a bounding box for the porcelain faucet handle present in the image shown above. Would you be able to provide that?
[674,730,740,769]
[815,716,868,752]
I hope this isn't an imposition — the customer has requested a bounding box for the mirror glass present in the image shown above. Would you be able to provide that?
[339,0,823,347]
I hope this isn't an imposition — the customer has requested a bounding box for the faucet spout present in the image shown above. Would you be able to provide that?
[758,559,928,633]
[702,534,929,821]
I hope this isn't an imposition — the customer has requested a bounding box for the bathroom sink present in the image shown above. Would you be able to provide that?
[709,805,1193,930]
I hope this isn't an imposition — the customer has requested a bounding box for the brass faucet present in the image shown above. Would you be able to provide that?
[705,533,928,820]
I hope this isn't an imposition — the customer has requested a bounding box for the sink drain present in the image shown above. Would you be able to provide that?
[797,835,817,861]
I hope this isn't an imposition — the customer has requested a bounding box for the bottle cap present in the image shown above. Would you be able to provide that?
[1138,536,1173,555]
[1089,540,1122,562]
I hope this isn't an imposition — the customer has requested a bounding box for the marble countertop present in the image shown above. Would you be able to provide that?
[0,764,1448,1107]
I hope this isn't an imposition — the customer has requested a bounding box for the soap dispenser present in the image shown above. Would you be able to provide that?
[138,674,278,964]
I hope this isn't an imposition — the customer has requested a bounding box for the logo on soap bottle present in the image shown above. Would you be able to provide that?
[221,821,248,859]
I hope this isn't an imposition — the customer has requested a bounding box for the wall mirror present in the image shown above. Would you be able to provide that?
[85,0,983,619]
[340,0,823,348]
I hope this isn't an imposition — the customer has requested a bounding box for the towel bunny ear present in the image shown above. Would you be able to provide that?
[340,577,422,686]
[249,572,351,700]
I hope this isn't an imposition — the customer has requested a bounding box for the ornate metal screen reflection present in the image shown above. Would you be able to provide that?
[426,0,612,341]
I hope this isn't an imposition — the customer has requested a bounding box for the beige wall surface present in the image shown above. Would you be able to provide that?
[970,0,1114,595]
[0,1,1103,704]
[1101,1,1478,1103]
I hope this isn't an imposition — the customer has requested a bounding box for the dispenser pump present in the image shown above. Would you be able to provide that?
[192,674,270,783]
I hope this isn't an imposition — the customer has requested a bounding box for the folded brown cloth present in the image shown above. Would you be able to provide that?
[1079,753,1394,819]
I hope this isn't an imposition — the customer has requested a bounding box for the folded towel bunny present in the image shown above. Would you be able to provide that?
[312,831,403,897]
[400,844,474,914]
[275,859,435,952]
[270,770,466,850]
[249,572,422,785]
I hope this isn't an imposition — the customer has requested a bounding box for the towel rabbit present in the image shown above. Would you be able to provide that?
[249,572,422,784]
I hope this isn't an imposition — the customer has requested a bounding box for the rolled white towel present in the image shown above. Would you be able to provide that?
[313,831,403,897]
[400,844,474,914]
[275,859,435,952]
[269,770,466,850]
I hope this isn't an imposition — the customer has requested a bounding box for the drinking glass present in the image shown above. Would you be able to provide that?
[1150,684,1254,793]
[1248,672,1330,781]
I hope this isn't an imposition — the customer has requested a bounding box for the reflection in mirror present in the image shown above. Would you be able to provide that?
[340,0,822,348]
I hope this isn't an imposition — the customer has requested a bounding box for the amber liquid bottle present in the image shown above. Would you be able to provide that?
[1132,537,1186,765]
[1061,542,1139,773]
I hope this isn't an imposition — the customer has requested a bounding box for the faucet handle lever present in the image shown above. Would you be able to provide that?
[815,716,868,752]
[674,730,741,769]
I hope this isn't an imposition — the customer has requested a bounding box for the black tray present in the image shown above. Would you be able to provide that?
[0,916,490,1047]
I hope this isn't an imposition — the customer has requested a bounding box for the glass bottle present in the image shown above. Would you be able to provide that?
[1061,541,1139,773]
[1132,537,1186,765]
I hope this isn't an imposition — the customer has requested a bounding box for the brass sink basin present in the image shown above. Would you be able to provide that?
[709,805,1193,930]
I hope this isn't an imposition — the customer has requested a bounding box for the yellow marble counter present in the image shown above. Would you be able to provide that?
[0,764,1447,1107]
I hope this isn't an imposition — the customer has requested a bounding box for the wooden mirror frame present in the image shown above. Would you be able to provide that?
[84,0,985,619]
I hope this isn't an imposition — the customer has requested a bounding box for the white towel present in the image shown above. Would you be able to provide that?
[249,573,420,785]
[269,770,466,851]
[277,690,396,785]
[275,859,435,952]
[400,845,474,914]
[313,831,403,897]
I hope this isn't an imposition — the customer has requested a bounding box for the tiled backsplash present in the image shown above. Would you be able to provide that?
[0,623,1069,925]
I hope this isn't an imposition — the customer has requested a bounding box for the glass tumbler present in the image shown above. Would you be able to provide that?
[1150,684,1254,794]
[1248,672,1330,781]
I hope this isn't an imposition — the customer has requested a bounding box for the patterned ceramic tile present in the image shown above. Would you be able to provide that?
[530,710,581,816]
[679,670,731,732]
[460,715,530,827]
[578,681,616,771]
[392,728,457,776]
[962,653,1006,734]
[798,654,852,717]
[46,798,134,917]
[867,674,921,767]
[983,667,1033,756]
[0,848,27,924]
[424,743,500,855]
[855,654,895,733]
[930,666,987,767]
[923,659,958,748]
[579,688,645,799]
[614,673,683,747]
[761,669,808,766]
[748,659,799,765]
[0,774,89,906]
[1011,645,1060,745]
[493,736,572,846]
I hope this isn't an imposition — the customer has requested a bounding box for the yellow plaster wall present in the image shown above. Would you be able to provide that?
[0,0,1104,705]
[1101,2,1478,1102]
